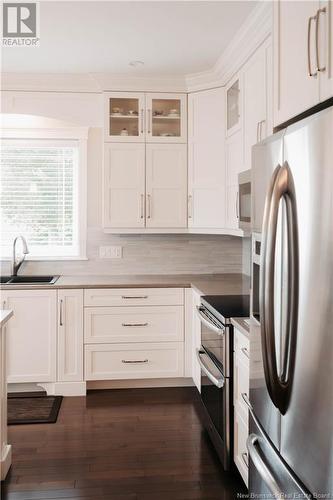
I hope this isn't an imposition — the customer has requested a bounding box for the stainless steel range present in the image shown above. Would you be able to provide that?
[196,294,249,470]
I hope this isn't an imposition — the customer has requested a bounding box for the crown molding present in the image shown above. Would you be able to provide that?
[1,72,188,93]
[1,2,272,95]
[186,1,273,92]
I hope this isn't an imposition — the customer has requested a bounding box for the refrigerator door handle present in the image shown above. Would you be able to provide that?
[260,163,299,414]
[247,434,283,497]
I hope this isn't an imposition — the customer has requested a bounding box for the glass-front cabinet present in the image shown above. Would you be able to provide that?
[226,75,241,137]
[104,92,187,143]
[145,93,186,143]
[105,93,145,142]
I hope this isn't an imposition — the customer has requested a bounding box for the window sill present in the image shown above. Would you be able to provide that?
[0,256,88,262]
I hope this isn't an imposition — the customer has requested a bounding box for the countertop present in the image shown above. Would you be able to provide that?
[231,317,250,338]
[0,310,13,328]
[0,273,250,297]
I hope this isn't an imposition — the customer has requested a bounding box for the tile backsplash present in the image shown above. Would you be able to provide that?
[1,229,244,276]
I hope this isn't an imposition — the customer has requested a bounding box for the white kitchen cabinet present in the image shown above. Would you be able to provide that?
[84,287,184,307]
[243,40,272,170]
[146,144,187,228]
[104,92,146,142]
[146,93,187,143]
[104,92,187,143]
[84,305,184,344]
[103,143,145,229]
[85,342,184,380]
[233,326,250,486]
[225,129,243,231]
[188,88,226,230]
[226,74,242,137]
[57,289,83,382]
[319,0,333,101]
[274,0,333,127]
[192,290,201,392]
[3,290,57,383]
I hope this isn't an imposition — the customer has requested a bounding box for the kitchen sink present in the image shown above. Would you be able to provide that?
[1,275,59,285]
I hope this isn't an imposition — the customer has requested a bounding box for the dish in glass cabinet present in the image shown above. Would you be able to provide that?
[160,132,174,137]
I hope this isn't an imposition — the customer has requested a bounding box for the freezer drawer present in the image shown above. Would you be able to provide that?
[248,413,310,499]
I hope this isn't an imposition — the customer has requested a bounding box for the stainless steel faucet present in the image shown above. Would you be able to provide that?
[12,236,29,276]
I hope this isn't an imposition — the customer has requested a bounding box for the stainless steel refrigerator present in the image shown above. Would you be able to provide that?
[247,106,333,498]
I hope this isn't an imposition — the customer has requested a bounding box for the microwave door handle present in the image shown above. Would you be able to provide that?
[195,306,224,335]
[196,349,225,388]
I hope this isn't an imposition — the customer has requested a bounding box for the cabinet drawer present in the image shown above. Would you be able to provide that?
[234,329,250,365]
[85,342,184,380]
[234,353,249,425]
[84,288,184,307]
[84,306,184,344]
[234,409,249,487]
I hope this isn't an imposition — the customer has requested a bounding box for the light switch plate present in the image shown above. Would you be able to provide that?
[99,246,122,259]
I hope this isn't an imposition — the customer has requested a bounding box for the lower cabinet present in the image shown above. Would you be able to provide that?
[83,287,186,382]
[57,289,83,382]
[85,342,184,380]
[233,326,250,487]
[192,290,201,392]
[3,290,57,383]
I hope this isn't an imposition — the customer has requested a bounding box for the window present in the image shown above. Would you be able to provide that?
[0,137,87,259]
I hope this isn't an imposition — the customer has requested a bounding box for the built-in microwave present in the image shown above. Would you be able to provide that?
[238,169,251,231]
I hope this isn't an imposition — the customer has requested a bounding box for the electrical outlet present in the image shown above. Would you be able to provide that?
[99,246,122,259]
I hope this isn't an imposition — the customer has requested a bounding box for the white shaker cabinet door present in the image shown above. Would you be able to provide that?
[57,289,83,382]
[192,290,201,393]
[225,130,243,230]
[273,0,319,127]
[187,88,226,229]
[243,42,271,170]
[145,144,187,228]
[103,143,145,229]
[3,290,57,383]
[319,0,333,102]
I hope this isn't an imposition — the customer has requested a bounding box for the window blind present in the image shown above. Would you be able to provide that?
[0,140,80,257]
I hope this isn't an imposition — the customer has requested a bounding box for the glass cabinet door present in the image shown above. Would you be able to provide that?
[105,93,145,142]
[226,77,241,135]
[146,94,186,143]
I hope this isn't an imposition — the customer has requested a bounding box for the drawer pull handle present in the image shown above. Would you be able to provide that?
[122,359,149,364]
[242,452,249,468]
[241,347,250,359]
[121,295,148,300]
[122,322,148,327]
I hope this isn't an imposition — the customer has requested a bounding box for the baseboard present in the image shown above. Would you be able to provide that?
[0,444,12,481]
[87,377,194,390]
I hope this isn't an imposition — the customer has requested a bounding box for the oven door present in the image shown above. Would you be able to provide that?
[196,305,229,376]
[238,169,251,230]
[197,348,231,468]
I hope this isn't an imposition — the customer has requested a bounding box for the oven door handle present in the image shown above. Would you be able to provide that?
[196,349,225,388]
[195,306,224,335]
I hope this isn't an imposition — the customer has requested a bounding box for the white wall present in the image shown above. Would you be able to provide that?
[1,90,244,276]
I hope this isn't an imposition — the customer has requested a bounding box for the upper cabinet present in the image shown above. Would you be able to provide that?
[273,0,333,127]
[242,41,272,170]
[146,93,187,143]
[226,75,241,137]
[188,88,226,230]
[104,92,145,142]
[104,92,187,143]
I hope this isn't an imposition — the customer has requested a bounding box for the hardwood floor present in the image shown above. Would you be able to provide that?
[1,387,247,499]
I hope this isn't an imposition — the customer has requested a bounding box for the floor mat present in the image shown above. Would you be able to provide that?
[7,392,62,425]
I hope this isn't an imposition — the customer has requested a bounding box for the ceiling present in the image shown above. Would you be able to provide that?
[2,1,258,75]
